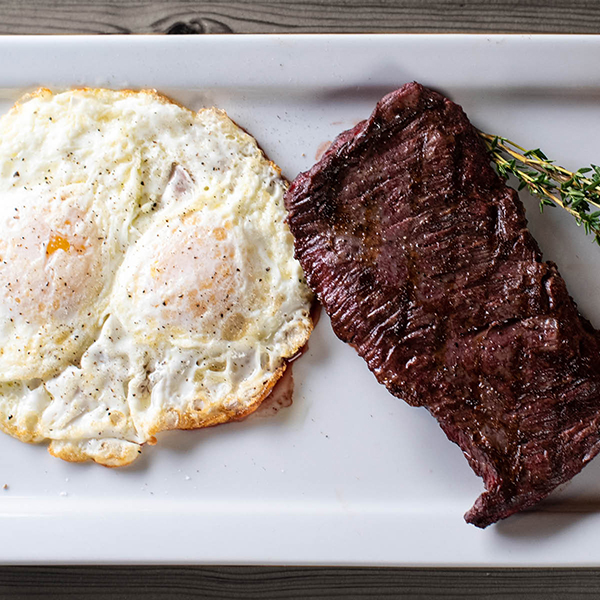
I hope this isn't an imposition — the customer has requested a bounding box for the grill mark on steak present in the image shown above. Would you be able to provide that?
[285,82,600,528]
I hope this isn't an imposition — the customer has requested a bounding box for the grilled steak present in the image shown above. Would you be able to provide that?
[285,82,600,528]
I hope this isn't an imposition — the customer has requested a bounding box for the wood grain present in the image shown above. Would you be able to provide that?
[1,566,600,599]
[0,0,599,35]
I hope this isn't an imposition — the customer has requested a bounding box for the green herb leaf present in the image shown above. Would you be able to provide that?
[479,131,600,244]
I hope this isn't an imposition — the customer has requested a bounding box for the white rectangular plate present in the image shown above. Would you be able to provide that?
[2,34,600,566]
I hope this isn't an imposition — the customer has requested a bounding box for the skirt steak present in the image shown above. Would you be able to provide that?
[284,82,600,527]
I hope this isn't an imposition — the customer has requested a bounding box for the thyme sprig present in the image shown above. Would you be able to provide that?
[479,132,600,245]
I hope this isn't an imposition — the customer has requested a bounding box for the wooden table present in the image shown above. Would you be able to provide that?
[1,0,600,35]
[1,1,600,597]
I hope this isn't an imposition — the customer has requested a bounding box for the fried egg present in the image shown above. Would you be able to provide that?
[0,88,313,466]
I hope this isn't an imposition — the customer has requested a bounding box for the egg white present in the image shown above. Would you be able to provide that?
[0,88,313,466]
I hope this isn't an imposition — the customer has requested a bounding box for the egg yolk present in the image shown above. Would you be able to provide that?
[0,195,103,325]
[117,213,247,343]
[46,232,71,256]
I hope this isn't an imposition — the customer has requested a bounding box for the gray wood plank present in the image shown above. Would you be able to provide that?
[1,566,600,599]
[0,0,599,35]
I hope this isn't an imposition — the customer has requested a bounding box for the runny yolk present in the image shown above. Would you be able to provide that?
[46,233,71,256]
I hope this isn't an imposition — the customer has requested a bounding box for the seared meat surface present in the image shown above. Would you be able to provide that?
[285,82,600,527]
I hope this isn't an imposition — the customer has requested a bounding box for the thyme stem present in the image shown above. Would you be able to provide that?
[479,132,600,245]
